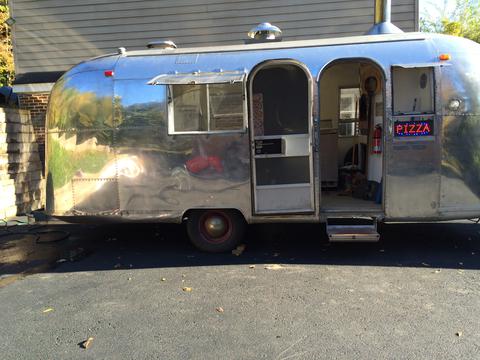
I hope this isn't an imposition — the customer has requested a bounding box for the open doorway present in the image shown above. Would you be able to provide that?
[318,60,384,212]
[249,61,314,214]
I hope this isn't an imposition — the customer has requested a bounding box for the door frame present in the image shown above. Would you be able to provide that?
[248,59,315,215]
[316,58,387,214]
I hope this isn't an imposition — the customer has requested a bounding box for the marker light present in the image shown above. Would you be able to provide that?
[448,99,461,111]
[439,54,451,61]
[104,70,114,77]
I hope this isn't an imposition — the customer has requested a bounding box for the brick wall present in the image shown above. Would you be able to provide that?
[0,108,45,219]
[17,92,50,172]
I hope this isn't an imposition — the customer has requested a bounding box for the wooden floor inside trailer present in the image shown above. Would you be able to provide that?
[321,190,381,212]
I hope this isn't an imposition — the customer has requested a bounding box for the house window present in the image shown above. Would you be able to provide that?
[339,87,361,121]
[338,87,361,137]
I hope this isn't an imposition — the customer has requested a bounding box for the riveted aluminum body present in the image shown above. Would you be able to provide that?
[45,33,480,223]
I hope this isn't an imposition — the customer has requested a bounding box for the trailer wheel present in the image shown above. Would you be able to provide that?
[186,209,245,253]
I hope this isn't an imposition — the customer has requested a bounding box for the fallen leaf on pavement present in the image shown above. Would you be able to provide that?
[161,278,167,281]
[42,308,54,313]
[433,269,441,274]
[232,244,246,256]
[264,264,285,270]
[215,307,224,313]
[456,331,463,337]
[249,265,255,269]
[182,287,193,292]
[80,337,94,349]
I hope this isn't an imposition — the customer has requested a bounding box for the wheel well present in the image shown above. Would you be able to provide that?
[182,208,247,223]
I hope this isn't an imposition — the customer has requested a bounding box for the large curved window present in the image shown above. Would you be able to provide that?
[148,71,247,134]
[170,83,244,133]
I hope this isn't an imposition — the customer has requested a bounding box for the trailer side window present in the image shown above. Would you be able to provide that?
[392,67,434,115]
[171,85,208,132]
[209,83,244,131]
[169,83,245,134]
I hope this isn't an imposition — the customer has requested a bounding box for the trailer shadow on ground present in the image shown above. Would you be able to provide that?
[2,220,478,282]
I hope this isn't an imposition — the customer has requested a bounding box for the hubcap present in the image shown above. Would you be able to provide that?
[204,215,228,238]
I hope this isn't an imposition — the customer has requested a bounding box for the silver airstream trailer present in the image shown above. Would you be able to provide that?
[45,3,480,252]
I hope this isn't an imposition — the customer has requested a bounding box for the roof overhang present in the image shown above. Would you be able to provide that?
[11,71,64,93]
[12,82,55,93]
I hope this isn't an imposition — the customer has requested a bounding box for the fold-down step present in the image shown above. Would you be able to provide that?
[327,225,380,242]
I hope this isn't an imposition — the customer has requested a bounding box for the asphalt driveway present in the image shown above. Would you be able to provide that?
[0,221,479,359]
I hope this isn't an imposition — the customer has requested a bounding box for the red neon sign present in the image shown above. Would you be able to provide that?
[394,120,434,137]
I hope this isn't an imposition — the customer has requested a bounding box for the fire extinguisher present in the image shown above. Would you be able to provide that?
[372,125,382,154]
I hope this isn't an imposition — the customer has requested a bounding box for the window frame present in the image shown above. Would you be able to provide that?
[147,71,247,135]
[338,86,361,122]
[167,82,247,135]
[391,66,436,116]
[337,86,361,138]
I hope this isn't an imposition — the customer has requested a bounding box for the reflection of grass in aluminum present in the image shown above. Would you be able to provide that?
[48,138,111,189]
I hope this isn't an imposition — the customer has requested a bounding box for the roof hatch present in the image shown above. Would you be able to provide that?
[147,40,177,49]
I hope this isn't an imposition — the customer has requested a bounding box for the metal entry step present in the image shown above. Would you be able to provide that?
[326,218,380,242]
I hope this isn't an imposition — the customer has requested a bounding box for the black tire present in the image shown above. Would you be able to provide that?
[186,209,246,253]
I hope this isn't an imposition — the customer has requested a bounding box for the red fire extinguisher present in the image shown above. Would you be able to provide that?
[372,125,382,154]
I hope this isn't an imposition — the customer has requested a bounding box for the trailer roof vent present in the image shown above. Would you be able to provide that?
[246,23,282,43]
[147,40,177,49]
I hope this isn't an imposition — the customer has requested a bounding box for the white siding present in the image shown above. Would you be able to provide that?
[11,0,418,74]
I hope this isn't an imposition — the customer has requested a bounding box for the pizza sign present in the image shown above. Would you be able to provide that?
[394,119,434,137]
